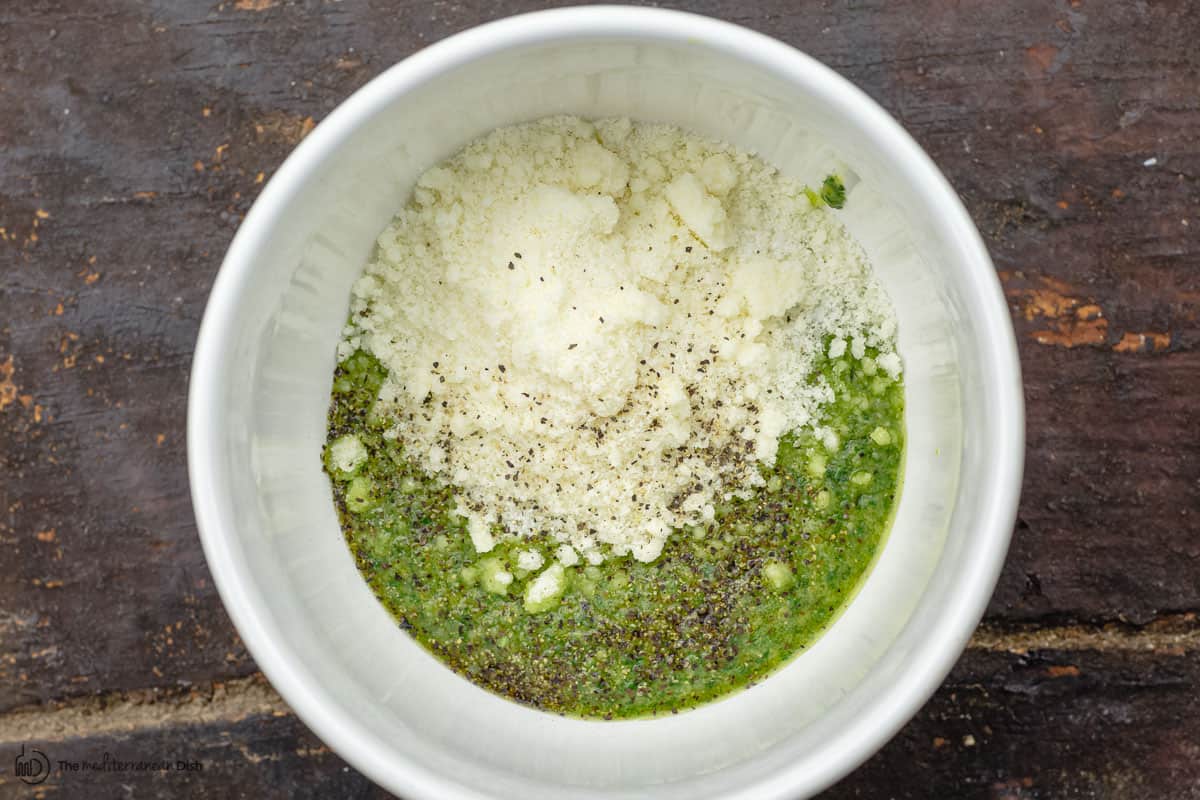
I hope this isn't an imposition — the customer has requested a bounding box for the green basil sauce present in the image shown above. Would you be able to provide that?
[324,346,903,719]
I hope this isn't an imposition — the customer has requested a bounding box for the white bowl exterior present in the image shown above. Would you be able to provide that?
[188,8,1023,800]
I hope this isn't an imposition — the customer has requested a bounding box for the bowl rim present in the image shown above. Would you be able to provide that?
[187,6,1024,798]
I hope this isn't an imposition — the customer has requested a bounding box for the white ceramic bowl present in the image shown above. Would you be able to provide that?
[188,7,1023,799]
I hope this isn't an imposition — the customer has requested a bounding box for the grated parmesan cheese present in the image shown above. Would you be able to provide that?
[344,116,898,564]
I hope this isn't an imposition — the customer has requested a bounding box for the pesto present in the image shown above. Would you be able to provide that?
[324,346,903,719]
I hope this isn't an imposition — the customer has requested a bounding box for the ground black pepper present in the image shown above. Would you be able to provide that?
[323,347,904,719]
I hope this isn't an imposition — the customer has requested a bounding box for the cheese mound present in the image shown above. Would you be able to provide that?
[342,116,898,564]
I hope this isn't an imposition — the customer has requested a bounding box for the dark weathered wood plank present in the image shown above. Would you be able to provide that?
[824,642,1200,799]
[0,710,385,800]
[1,0,1198,795]
[0,0,386,709]
[1,640,1197,799]
[3,0,1197,706]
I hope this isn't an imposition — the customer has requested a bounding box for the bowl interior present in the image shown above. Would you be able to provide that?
[190,11,1020,800]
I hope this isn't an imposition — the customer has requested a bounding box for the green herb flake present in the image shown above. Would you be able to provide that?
[820,174,847,209]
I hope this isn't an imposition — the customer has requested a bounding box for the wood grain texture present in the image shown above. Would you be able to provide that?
[2,642,1198,799]
[1,0,1198,797]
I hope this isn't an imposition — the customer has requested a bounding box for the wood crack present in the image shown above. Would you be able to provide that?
[0,674,288,745]
[972,614,1200,654]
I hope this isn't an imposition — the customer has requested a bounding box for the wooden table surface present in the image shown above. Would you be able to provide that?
[2,1,1197,797]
